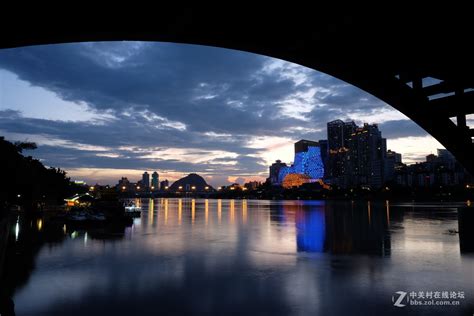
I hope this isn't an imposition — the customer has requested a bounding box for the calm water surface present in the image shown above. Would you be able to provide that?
[5,199,474,315]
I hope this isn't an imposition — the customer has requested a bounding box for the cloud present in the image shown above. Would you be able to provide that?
[378,120,428,139]
[0,42,440,185]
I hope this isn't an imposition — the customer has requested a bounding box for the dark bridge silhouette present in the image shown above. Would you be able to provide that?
[1,7,473,173]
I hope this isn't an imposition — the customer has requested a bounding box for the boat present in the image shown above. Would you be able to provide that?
[123,200,142,217]
[66,207,107,223]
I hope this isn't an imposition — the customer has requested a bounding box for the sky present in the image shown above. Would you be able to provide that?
[0,41,445,187]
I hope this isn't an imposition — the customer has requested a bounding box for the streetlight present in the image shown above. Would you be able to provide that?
[191,186,196,190]
[122,186,126,190]
[205,186,209,190]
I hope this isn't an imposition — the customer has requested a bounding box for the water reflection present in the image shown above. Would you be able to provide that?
[2,199,473,315]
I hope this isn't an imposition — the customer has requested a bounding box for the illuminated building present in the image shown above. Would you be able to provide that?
[294,139,319,153]
[277,139,325,185]
[282,174,311,188]
[151,171,159,190]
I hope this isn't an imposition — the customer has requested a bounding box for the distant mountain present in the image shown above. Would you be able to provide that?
[169,173,214,192]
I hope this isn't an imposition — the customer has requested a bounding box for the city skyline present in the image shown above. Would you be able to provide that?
[0,42,447,187]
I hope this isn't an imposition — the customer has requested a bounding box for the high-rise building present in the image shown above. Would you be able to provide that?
[269,160,287,185]
[347,123,386,188]
[327,120,357,151]
[327,120,357,186]
[385,150,402,182]
[342,121,357,148]
[142,172,150,189]
[327,119,344,151]
[151,171,159,190]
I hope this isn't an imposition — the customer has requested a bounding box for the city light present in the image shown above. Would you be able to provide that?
[191,186,196,190]
[36,219,43,231]
[90,186,95,191]
[278,145,324,184]
[178,186,183,190]
[205,186,209,190]
[122,186,126,190]
[165,186,169,190]
[137,186,141,190]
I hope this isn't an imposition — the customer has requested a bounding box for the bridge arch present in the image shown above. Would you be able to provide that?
[1,8,473,173]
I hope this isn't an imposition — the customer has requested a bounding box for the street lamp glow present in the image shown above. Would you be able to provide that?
[191,186,196,190]
[90,186,95,191]
[137,186,141,190]
[205,186,209,190]
[178,186,183,190]
[122,186,126,190]
[165,186,169,190]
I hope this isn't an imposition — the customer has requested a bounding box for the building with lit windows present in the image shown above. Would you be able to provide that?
[347,123,387,189]
[327,120,357,185]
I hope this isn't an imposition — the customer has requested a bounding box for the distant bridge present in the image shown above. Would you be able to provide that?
[1,6,473,173]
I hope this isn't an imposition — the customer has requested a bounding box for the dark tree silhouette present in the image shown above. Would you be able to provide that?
[0,136,86,211]
[13,141,37,153]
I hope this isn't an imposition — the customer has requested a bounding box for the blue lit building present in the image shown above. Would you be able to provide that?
[277,140,325,184]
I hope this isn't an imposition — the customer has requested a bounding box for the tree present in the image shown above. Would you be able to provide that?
[13,141,37,153]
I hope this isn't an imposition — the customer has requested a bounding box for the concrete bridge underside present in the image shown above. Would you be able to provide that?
[1,7,473,173]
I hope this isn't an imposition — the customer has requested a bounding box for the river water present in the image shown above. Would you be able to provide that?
[4,199,474,315]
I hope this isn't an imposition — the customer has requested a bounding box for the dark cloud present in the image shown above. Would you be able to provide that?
[378,119,428,139]
[0,43,304,135]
